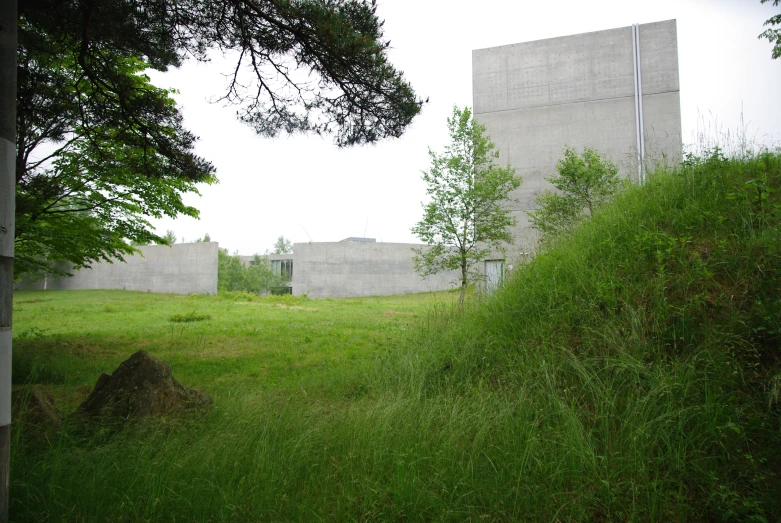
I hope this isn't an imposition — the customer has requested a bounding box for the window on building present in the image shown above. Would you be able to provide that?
[271,259,293,280]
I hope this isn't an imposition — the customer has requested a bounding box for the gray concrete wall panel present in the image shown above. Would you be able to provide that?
[473,20,682,254]
[16,242,218,295]
[292,242,459,299]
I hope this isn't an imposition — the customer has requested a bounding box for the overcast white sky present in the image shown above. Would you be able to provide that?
[147,0,781,255]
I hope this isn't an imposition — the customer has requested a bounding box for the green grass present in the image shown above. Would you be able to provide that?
[12,290,451,410]
[10,150,781,522]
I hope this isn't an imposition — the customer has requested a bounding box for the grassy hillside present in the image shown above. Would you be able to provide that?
[372,149,781,520]
[10,150,781,521]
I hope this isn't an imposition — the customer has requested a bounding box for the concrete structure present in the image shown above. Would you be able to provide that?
[473,20,682,253]
[16,242,218,294]
[14,240,458,299]
[291,241,459,299]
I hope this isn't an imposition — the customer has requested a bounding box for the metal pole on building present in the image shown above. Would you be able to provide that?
[635,24,646,184]
[631,24,642,184]
[0,1,17,521]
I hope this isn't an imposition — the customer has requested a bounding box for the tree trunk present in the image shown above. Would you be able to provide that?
[459,261,467,306]
[0,1,17,521]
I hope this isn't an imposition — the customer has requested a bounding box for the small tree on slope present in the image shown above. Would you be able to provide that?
[529,146,624,248]
[411,106,522,305]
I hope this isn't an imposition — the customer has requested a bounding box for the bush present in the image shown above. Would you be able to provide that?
[529,146,625,248]
[217,250,286,294]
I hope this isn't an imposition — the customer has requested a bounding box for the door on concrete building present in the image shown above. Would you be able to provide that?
[485,260,505,293]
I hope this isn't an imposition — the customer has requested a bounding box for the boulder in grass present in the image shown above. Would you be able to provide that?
[74,350,211,422]
[12,385,64,436]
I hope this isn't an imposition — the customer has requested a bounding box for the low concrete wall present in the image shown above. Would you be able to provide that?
[292,242,459,299]
[16,242,218,295]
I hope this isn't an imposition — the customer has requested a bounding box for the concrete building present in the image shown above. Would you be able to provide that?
[15,22,683,300]
[473,20,683,253]
[238,238,459,298]
[15,239,458,299]
[16,242,218,295]
[291,240,459,299]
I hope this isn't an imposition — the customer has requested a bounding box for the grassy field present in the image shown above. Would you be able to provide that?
[12,290,454,411]
[9,150,781,522]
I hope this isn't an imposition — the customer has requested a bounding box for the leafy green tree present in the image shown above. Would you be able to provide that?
[759,0,781,59]
[15,46,215,277]
[218,250,284,294]
[529,147,624,247]
[411,106,522,305]
[2,0,424,513]
[10,0,423,277]
[272,236,293,255]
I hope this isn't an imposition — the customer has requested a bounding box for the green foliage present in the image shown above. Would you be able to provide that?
[19,0,423,147]
[15,40,216,278]
[14,0,425,279]
[272,236,293,254]
[529,146,624,247]
[160,230,177,246]
[218,250,285,294]
[759,0,781,59]
[411,106,522,303]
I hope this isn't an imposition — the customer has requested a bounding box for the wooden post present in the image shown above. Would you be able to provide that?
[0,1,17,521]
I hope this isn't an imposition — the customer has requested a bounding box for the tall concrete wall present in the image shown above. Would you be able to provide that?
[16,242,218,295]
[292,242,459,299]
[473,20,682,252]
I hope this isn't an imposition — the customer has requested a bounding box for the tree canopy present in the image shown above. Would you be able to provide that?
[411,106,521,304]
[14,0,424,277]
[528,147,624,248]
[15,47,216,276]
[218,250,285,294]
[759,0,781,59]
[19,0,424,147]
[272,236,293,254]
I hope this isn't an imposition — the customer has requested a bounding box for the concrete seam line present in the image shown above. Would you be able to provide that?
[473,91,676,116]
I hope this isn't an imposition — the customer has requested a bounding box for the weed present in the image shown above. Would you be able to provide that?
[168,311,212,323]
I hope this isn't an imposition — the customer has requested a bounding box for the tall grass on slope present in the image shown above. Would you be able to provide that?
[10,151,781,522]
[372,149,781,520]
